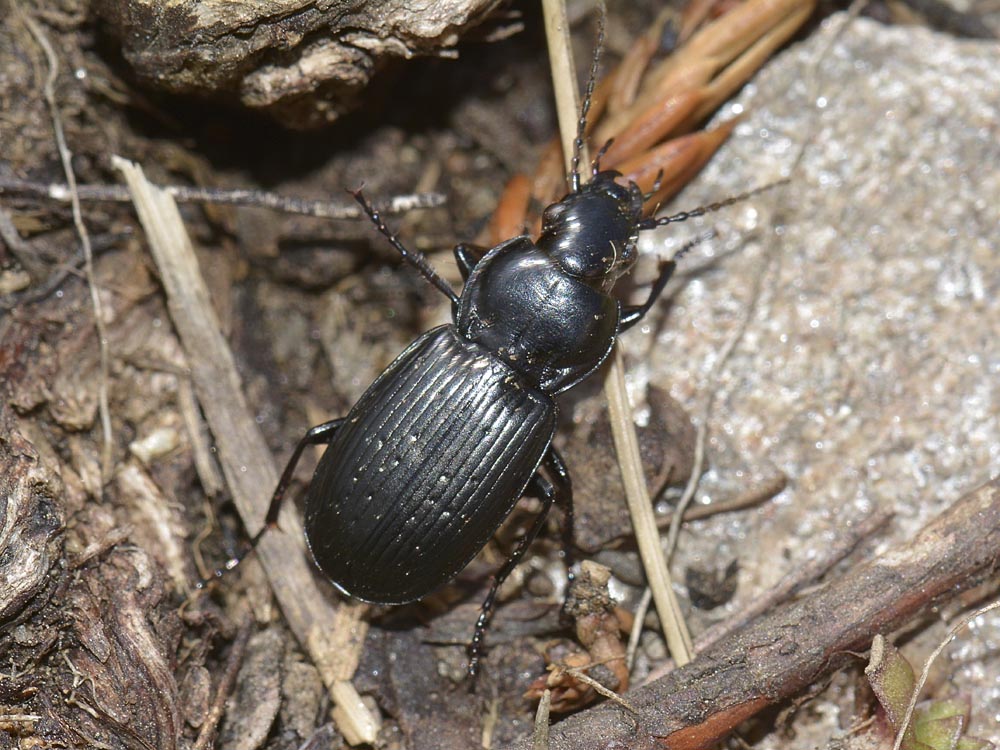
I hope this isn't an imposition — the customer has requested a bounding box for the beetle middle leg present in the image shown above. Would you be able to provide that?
[467,447,573,677]
[197,418,344,587]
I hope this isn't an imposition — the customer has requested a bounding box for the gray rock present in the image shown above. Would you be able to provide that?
[623,14,999,745]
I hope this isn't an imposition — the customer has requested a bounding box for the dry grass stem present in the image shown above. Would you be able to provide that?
[0,176,444,218]
[540,0,695,668]
[112,156,377,745]
[532,689,552,750]
[21,9,114,483]
[892,598,1000,750]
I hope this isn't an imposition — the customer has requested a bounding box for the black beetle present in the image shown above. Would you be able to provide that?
[245,167,724,674]
[221,31,756,675]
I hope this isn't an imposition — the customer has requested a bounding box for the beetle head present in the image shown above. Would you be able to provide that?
[538,171,645,287]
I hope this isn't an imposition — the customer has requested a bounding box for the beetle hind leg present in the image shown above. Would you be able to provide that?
[467,447,574,677]
[467,480,553,678]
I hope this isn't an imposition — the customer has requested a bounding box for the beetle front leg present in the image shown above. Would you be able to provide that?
[197,418,344,588]
[454,243,486,281]
[467,472,557,678]
[619,259,677,331]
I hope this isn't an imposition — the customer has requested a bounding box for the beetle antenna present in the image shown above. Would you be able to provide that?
[570,3,606,193]
[350,187,460,304]
[638,179,789,230]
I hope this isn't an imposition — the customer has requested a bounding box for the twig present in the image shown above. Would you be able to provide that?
[655,472,787,532]
[605,359,695,664]
[0,230,126,311]
[892,598,1000,750]
[640,504,894,686]
[625,587,653,672]
[627,479,788,677]
[560,666,638,713]
[0,251,82,311]
[177,378,224,497]
[481,697,501,750]
[0,715,41,724]
[506,478,1000,749]
[192,616,253,750]
[0,176,445,219]
[20,9,114,483]
[540,0,694,668]
[696,505,894,651]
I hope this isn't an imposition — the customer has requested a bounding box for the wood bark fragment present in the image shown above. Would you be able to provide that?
[93,0,505,126]
[0,402,64,623]
[506,479,1000,750]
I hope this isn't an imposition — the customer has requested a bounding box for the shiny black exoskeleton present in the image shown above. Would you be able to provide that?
[311,172,652,595]
[240,168,692,676]
[458,172,645,394]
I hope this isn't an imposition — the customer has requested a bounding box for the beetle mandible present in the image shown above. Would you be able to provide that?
[226,24,750,676]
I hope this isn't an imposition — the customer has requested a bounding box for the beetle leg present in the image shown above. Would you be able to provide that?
[619,260,677,331]
[620,227,720,331]
[468,476,556,677]
[542,446,575,575]
[454,243,487,282]
[262,418,345,527]
[467,447,575,677]
[196,418,344,589]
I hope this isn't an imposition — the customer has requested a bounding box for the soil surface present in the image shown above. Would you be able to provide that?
[1,1,998,749]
